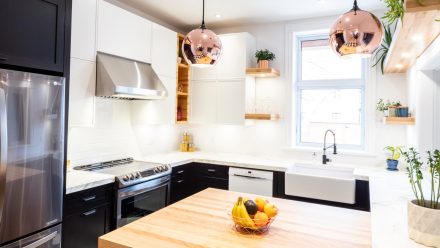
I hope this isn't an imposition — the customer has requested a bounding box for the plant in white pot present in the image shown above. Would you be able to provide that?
[403,148,440,247]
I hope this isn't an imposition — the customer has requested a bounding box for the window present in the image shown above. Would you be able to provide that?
[295,35,365,149]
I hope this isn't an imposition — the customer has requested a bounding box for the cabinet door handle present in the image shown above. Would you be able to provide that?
[82,195,96,202]
[176,170,184,174]
[207,169,216,172]
[177,180,184,184]
[82,209,97,217]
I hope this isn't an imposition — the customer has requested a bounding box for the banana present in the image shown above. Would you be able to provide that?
[238,197,257,230]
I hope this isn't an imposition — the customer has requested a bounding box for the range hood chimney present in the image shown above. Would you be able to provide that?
[96,52,167,100]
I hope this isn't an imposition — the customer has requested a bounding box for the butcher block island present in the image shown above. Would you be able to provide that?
[98,188,371,248]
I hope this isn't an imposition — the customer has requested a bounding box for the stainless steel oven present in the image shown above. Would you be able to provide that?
[116,174,171,228]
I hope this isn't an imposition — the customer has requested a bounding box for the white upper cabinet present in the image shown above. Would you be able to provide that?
[216,80,246,124]
[71,0,97,61]
[152,23,177,78]
[69,58,96,127]
[190,80,218,124]
[191,33,256,81]
[131,75,176,125]
[97,0,152,63]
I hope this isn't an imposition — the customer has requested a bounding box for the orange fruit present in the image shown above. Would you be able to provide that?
[264,203,278,218]
[255,197,267,212]
[253,211,269,227]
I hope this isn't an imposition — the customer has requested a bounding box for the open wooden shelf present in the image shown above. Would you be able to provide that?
[246,68,280,78]
[245,113,280,121]
[384,1,440,73]
[178,63,188,68]
[383,117,416,125]
[176,33,190,124]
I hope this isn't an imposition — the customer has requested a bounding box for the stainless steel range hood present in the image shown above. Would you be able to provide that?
[96,52,167,100]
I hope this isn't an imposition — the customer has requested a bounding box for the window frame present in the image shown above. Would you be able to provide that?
[295,34,366,150]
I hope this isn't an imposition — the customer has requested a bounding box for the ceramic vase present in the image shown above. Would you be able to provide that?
[408,200,440,247]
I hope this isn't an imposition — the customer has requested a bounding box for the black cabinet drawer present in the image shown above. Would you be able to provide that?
[65,183,113,216]
[63,204,111,248]
[0,0,67,73]
[197,164,229,179]
[171,164,193,178]
[197,177,228,191]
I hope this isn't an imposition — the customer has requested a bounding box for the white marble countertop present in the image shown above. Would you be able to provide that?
[66,151,424,247]
[66,170,115,194]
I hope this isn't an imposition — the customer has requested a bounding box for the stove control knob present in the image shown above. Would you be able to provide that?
[129,174,134,180]
[135,172,141,179]
[154,167,159,173]
[122,175,129,181]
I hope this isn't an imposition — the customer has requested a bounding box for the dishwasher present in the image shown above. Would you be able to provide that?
[228,167,273,197]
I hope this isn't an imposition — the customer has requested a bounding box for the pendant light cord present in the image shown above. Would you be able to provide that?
[201,0,206,29]
[352,0,359,14]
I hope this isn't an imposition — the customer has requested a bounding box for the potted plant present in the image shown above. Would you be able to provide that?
[388,101,401,117]
[255,49,275,69]
[403,148,440,247]
[384,146,402,171]
[376,98,389,116]
[372,23,394,74]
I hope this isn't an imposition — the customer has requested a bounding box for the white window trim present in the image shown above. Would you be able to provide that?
[284,17,377,153]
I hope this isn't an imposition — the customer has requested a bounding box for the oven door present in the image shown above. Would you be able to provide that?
[117,175,170,228]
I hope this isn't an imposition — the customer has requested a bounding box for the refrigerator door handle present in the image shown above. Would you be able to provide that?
[0,88,7,224]
[22,231,57,248]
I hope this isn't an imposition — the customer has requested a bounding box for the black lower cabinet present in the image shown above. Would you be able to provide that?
[63,183,114,248]
[170,163,229,204]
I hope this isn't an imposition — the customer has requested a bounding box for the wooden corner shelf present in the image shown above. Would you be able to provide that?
[176,33,190,124]
[384,1,440,73]
[245,113,280,121]
[383,117,416,125]
[246,68,280,78]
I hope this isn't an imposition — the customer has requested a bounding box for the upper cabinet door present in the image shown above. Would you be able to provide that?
[191,65,218,81]
[97,0,152,63]
[152,24,177,78]
[190,80,217,124]
[215,34,247,80]
[0,0,66,73]
[71,0,97,61]
[217,80,246,124]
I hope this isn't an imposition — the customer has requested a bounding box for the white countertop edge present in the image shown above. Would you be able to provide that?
[66,177,115,194]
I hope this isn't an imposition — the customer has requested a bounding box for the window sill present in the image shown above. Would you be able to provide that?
[282,146,377,157]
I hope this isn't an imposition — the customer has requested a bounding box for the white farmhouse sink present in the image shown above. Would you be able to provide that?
[285,164,355,204]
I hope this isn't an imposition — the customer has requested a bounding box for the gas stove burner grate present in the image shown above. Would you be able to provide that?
[74,157,134,171]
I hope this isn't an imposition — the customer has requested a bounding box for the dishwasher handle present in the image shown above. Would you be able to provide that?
[232,174,269,180]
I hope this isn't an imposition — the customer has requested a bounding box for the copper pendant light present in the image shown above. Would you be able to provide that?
[182,0,222,67]
[329,0,383,58]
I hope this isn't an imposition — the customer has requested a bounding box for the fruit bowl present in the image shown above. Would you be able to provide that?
[230,214,276,234]
[230,197,278,234]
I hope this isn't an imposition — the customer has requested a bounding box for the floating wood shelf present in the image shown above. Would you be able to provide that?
[245,113,280,120]
[384,0,440,73]
[177,92,188,96]
[176,120,188,124]
[246,68,280,78]
[383,117,416,125]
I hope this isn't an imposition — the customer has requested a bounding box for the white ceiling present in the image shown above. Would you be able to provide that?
[117,0,386,31]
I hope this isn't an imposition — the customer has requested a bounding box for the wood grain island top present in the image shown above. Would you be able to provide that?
[99,188,371,248]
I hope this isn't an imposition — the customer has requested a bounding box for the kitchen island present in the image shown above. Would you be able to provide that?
[99,188,371,248]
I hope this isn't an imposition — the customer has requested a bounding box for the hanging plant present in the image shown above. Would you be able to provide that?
[372,22,395,74]
[382,0,405,24]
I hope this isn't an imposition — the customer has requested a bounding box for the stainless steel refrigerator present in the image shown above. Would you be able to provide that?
[0,69,65,247]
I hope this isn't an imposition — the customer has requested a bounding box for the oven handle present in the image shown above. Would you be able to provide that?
[118,180,170,200]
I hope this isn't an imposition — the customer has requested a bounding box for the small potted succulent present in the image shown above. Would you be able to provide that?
[255,49,275,69]
[403,148,440,247]
[384,146,402,171]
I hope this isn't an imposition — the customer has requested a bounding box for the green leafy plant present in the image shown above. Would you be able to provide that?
[372,23,394,74]
[403,148,440,209]
[427,150,440,209]
[255,49,275,62]
[376,98,401,113]
[403,148,425,207]
[384,146,403,160]
[382,0,405,24]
